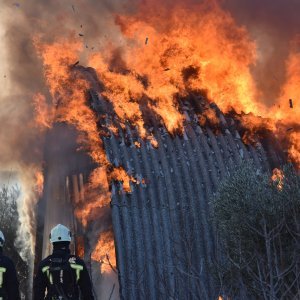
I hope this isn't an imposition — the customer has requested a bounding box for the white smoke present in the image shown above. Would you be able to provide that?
[0,3,43,264]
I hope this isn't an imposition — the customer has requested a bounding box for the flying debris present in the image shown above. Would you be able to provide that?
[71,4,75,13]
[289,99,293,108]
[79,33,84,37]
[72,61,80,67]
[145,37,149,45]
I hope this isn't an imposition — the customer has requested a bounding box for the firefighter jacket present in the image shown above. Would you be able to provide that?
[33,248,94,300]
[0,248,20,300]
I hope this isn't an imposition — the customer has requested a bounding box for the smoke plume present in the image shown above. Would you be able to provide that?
[222,0,300,105]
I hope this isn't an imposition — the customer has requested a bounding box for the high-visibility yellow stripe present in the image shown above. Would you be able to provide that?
[0,267,6,288]
[42,263,83,283]
[70,264,83,282]
[42,266,50,273]
[42,266,53,284]
[70,264,83,270]
[48,271,53,284]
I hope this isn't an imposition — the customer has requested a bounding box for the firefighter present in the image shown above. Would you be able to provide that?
[0,230,20,300]
[33,224,94,300]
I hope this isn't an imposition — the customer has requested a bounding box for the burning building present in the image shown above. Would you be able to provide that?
[0,0,299,298]
[35,74,285,299]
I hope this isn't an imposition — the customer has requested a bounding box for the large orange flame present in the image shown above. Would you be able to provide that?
[90,0,298,165]
[34,170,44,197]
[91,230,116,274]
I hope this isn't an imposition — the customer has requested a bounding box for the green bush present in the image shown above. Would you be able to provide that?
[211,163,300,299]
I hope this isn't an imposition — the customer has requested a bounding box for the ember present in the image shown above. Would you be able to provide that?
[271,168,285,190]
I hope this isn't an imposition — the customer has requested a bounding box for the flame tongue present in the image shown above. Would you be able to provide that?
[97,0,261,122]
[91,230,116,274]
[271,168,285,190]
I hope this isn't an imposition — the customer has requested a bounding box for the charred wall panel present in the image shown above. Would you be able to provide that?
[105,121,269,299]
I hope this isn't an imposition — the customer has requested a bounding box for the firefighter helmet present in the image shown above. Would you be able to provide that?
[49,224,71,243]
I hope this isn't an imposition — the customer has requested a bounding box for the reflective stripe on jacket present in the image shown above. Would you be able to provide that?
[33,249,94,300]
[0,252,20,300]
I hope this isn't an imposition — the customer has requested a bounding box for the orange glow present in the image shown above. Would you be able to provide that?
[117,1,260,113]
[199,107,220,128]
[33,93,54,130]
[272,39,300,165]
[108,123,119,136]
[33,2,300,167]
[92,230,116,274]
[271,168,285,191]
[75,167,110,227]
[109,166,146,193]
[275,38,300,124]
[148,135,158,148]
[75,235,85,259]
[34,170,44,197]
[134,141,141,148]
[109,167,132,193]
[287,132,300,167]
[89,0,299,166]
[88,0,261,135]
[34,37,108,167]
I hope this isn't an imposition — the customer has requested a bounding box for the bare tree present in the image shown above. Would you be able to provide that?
[0,185,30,298]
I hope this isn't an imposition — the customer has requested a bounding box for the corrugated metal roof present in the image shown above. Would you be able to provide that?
[37,83,277,299]
[101,102,270,299]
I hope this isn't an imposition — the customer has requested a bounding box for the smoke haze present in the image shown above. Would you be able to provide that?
[222,0,300,104]
[0,0,299,296]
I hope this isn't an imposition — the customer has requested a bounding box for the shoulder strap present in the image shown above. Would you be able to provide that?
[0,267,6,288]
[44,256,81,298]
[53,285,72,300]
[69,263,83,282]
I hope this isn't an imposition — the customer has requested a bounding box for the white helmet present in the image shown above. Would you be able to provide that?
[0,230,5,247]
[49,224,71,243]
